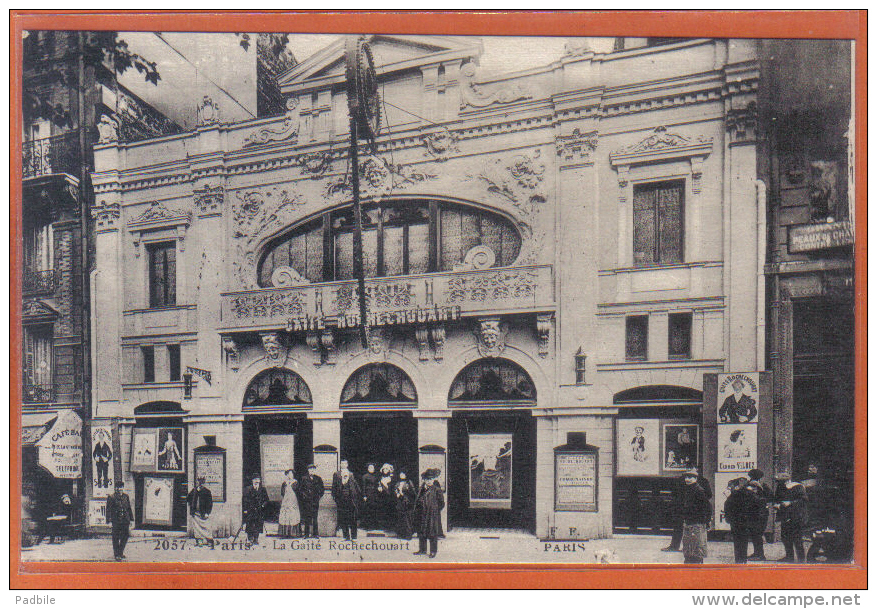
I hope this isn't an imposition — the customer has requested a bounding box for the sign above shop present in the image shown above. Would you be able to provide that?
[36,409,83,479]
[788,221,853,253]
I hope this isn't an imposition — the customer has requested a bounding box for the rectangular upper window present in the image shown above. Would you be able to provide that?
[633,180,684,266]
[668,312,693,359]
[147,241,176,308]
[142,346,155,383]
[625,315,649,360]
[168,344,181,382]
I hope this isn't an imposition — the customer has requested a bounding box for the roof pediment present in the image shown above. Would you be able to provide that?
[279,35,482,91]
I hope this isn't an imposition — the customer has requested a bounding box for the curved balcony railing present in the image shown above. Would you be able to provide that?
[22,381,55,404]
[23,268,56,295]
[22,133,80,179]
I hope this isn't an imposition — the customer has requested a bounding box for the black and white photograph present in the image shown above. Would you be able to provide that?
[15,25,858,569]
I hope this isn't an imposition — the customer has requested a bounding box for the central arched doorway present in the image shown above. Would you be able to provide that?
[339,363,419,481]
[446,358,537,533]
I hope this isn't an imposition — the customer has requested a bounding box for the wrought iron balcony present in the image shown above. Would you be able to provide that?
[220,264,555,332]
[22,132,80,179]
[23,268,56,295]
[22,382,55,404]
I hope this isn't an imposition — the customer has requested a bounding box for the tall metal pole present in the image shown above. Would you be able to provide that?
[349,118,369,348]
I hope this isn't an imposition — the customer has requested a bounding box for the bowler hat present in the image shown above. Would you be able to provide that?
[421,468,441,480]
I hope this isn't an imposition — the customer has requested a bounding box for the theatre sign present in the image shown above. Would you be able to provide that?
[219,264,554,331]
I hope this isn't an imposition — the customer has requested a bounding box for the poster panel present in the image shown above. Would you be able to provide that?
[717,424,758,472]
[616,419,660,476]
[714,472,751,531]
[717,372,760,423]
[87,498,108,527]
[468,433,513,509]
[156,427,185,473]
[662,424,699,471]
[142,476,174,526]
[131,428,157,472]
[91,424,115,497]
[555,452,598,511]
[260,434,295,501]
[36,409,83,479]
[194,452,226,502]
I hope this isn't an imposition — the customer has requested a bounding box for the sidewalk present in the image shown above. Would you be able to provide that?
[20,529,797,564]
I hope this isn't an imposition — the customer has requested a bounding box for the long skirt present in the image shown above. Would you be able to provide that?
[190,514,212,541]
[682,522,708,560]
[396,509,415,539]
[278,493,301,537]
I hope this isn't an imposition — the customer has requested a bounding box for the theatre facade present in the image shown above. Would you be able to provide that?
[89,36,763,539]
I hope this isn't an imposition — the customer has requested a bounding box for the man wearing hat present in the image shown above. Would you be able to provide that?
[106,480,134,561]
[679,468,712,564]
[746,468,772,560]
[775,472,808,562]
[298,464,325,538]
[242,474,269,545]
[187,476,214,542]
[332,459,361,540]
[414,468,444,558]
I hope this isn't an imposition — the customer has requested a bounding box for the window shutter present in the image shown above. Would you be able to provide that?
[633,187,657,265]
[657,183,684,264]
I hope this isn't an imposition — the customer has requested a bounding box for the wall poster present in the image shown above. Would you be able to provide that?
[91,424,115,497]
[130,428,157,472]
[717,424,758,472]
[713,472,750,532]
[156,427,185,472]
[468,433,513,509]
[717,372,760,424]
[555,452,598,512]
[142,476,175,526]
[662,424,699,471]
[616,419,660,476]
[260,434,295,501]
[194,451,226,503]
[87,498,108,527]
[36,409,83,479]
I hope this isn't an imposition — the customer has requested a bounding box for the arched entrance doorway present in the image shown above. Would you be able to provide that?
[339,363,418,483]
[241,368,314,523]
[447,358,537,532]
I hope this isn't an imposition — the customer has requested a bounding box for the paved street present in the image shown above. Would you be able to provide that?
[21,529,800,565]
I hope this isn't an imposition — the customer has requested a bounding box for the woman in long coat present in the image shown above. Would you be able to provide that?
[361,463,379,529]
[413,468,444,558]
[394,471,417,540]
[278,470,301,538]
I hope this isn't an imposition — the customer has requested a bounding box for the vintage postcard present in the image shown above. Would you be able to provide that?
[10,10,865,589]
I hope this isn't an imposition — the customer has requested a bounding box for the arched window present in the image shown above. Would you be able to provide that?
[258,199,522,287]
[341,363,417,407]
[449,358,536,406]
[243,368,313,410]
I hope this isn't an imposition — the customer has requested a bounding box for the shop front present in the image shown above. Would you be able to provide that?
[611,386,703,534]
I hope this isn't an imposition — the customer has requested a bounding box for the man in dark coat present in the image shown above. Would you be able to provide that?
[679,469,712,564]
[242,474,269,545]
[361,463,379,529]
[413,468,444,558]
[298,463,325,538]
[746,468,772,560]
[106,480,134,561]
[663,471,712,552]
[776,474,808,562]
[332,460,361,540]
[723,478,761,563]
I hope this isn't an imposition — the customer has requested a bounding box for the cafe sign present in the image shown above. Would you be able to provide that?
[36,409,83,479]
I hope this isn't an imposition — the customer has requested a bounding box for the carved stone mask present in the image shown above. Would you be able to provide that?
[260,332,286,364]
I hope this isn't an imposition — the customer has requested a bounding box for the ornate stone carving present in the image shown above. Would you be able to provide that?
[611,126,712,159]
[222,337,239,371]
[368,327,390,355]
[556,128,599,163]
[193,184,224,216]
[447,268,539,304]
[725,102,758,143]
[129,200,190,225]
[91,201,120,230]
[453,245,496,271]
[476,317,508,357]
[475,150,546,213]
[270,266,309,288]
[97,114,118,144]
[414,325,430,361]
[325,155,438,201]
[334,282,414,314]
[197,95,220,126]
[421,127,459,161]
[431,324,446,362]
[294,149,336,177]
[229,291,305,322]
[536,313,553,358]
[23,299,57,318]
[231,185,305,289]
[321,329,337,365]
[260,332,288,366]
[306,331,322,366]
[244,98,300,147]
[459,62,533,109]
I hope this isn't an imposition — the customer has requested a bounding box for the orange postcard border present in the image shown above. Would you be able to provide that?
[8,10,867,590]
